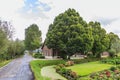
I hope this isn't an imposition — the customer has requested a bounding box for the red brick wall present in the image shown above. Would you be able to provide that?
[42,46,53,56]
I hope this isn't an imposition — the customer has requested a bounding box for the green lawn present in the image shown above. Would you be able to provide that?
[0,60,11,68]
[66,61,113,76]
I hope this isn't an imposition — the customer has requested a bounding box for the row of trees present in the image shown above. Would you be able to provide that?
[0,20,25,61]
[46,8,120,59]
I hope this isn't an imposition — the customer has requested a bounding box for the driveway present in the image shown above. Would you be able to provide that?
[0,53,34,80]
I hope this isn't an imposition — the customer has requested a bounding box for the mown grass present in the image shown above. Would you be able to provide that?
[67,61,113,76]
[30,60,66,80]
[0,60,11,68]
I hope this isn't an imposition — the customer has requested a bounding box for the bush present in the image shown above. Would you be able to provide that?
[33,53,45,59]
[72,58,102,64]
[110,66,117,71]
[89,66,120,80]
[55,64,80,80]
[65,61,74,67]
[108,49,116,58]
[100,57,120,65]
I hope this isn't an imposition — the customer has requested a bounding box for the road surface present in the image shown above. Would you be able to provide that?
[0,53,34,80]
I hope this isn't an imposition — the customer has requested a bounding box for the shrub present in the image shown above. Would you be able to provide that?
[65,61,74,67]
[110,66,117,71]
[89,67,120,80]
[33,53,45,59]
[100,57,120,65]
[72,58,101,64]
[55,66,80,80]
[58,64,65,68]
[108,49,116,58]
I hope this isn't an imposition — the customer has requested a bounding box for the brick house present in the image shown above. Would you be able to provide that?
[41,44,59,59]
[101,52,109,57]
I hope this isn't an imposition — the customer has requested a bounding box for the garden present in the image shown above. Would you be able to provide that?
[30,58,120,80]
[28,8,120,80]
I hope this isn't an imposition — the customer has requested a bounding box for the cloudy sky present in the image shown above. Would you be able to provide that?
[0,0,120,41]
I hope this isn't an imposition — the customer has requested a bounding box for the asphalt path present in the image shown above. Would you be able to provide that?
[0,53,34,80]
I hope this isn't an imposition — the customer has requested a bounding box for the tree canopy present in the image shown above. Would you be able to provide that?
[0,20,24,60]
[88,21,110,57]
[46,8,94,59]
[25,24,42,50]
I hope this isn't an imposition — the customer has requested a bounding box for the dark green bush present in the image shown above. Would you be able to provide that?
[72,58,102,64]
[110,66,117,71]
[33,53,45,59]
[100,57,120,65]
[108,49,116,58]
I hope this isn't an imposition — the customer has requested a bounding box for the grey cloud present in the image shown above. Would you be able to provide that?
[94,17,119,26]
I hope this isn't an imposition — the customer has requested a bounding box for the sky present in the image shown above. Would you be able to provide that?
[0,0,120,42]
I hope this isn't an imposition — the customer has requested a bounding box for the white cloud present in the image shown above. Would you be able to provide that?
[104,19,120,34]
[0,0,120,42]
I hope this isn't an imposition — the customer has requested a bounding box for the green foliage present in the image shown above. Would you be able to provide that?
[30,60,66,80]
[89,66,120,80]
[55,65,80,80]
[110,66,117,71]
[101,57,120,65]
[108,32,119,49]
[0,60,11,67]
[6,39,25,59]
[108,49,116,57]
[111,39,120,54]
[72,58,102,64]
[25,24,42,50]
[0,29,8,55]
[89,21,110,57]
[33,53,45,59]
[0,20,23,60]
[46,8,93,59]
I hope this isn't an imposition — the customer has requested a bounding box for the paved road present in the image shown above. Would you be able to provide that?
[0,53,34,80]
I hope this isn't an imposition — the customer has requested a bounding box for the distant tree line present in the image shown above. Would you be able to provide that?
[0,20,25,61]
[46,8,120,59]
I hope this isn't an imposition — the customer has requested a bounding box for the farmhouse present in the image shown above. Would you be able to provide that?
[41,44,60,59]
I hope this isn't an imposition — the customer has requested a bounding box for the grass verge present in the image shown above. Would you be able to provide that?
[30,60,66,80]
[0,60,11,68]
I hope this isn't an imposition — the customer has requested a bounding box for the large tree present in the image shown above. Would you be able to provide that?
[0,20,14,60]
[0,20,14,39]
[0,29,8,54]
[108,32,119,49]
[89,21,110,57]
[25,24,42,51]
[7,39,25,59]
[46,8,94,59]
[108,32,120,54]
